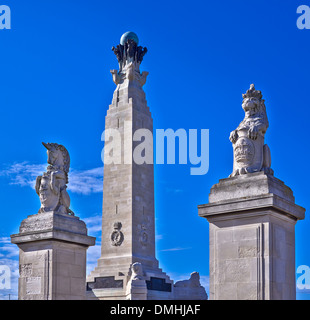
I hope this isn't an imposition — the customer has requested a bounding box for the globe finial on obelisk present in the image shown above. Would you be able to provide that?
[111,31,148,82]
[120,31,139,45]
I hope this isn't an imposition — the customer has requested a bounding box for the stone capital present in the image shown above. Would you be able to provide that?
[11,211,96,248]
[199,172,305,222]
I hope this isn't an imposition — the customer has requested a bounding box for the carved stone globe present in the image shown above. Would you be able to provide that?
[120,31,139,45]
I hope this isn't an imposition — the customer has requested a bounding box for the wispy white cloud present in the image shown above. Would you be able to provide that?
[165,187,184,194]
[0,162,103,195]
[69,167,103,195]
[0,162,46,189]
[160,247,191,252]
[155,234,163,241]
[0,237,19,259]
[0,237,11,244]
[157,180,184,194]
[83,214,102,235]
[86,244,101,276]
[80,214,102,276]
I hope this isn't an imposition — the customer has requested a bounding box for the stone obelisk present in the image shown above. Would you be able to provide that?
[86,32,174,300]
[198,85,305,300]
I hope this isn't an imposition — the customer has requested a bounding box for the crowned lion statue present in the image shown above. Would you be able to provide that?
[229,84,273,177]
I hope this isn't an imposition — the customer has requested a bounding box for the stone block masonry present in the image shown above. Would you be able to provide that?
[11,211,95,300]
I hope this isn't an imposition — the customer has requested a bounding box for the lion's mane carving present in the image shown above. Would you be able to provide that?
[229,84,273,177]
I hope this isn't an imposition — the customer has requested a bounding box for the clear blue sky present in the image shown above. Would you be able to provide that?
[0,0,309,300]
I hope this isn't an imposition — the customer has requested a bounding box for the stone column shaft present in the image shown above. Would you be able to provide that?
[198,172,305,300]
[11,211,95,300]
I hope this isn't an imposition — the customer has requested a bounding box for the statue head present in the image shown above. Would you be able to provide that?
[131,262,143,280]
[42,142,70,173]
[241,84,265,117]
[38,173,59,212]
[36,142,72,214]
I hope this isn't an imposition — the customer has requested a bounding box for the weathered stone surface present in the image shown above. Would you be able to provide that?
[199,172,305,300]
[174,272,208,300]
[86,33,175,300]
[87,33,207,300]
[203,172,304,221]
[11,211,95,300]
[12,211,95,247]
[209,171,294,203]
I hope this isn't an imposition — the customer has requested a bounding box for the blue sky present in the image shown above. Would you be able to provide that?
[0,0,310,300]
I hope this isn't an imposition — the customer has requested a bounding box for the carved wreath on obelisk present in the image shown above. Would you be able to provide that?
[35,142,73,215]
[229,84,273,177]
[111,222,124,246]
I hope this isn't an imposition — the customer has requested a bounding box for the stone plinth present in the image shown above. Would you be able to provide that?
[11,211,96,300]
[198,172,305,300]
[86,267,175,300]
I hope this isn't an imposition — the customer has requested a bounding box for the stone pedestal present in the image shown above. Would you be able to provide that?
[125,277,148,300]
[86,267,175,300]
[198,172,305,300]
[11,211,96,300]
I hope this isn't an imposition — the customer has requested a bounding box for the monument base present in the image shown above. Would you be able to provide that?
[11,211,95,300]
[198,172,305,300]
[86,262,208,300]
[86,263,175,300]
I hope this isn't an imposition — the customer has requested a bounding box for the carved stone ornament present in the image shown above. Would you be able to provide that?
[139,230,148,246]
[174,271,202,288]
[111,222,124,246]
[35,142,74,215]
[19,216,53,233]
[229,84,273,177]
[130,262,144,281]
[112,38,147,71]
[139,223,148,246]
[19,264,32,277]
[110,32,148,87]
